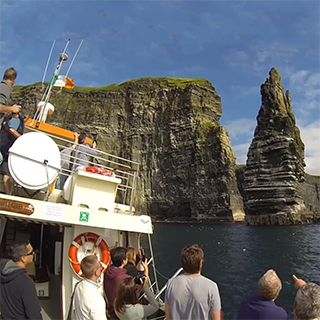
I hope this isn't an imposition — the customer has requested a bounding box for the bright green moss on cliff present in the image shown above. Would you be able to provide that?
[16,77,211,94]
[197,120,218,143]
[292,126,306,166]
[123,77,211,89]
[72,83,122,92]
[13,82,44,93]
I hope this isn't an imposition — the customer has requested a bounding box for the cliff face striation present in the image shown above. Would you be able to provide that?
[10,73,319,224]
[243,68,320,225]
[11,78,244,221]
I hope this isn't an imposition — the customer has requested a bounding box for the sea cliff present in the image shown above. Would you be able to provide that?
[9,71,320,224]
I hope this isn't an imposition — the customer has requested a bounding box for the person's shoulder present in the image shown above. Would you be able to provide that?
[239,295,256,304]
[199,275,218,285]
[19,271,36,287]
[0,81,11,92]
[0,80,9,88]
[125,263,136,271]
[274,303,289,316]
[76,280,99,295]
[167,273,186,288]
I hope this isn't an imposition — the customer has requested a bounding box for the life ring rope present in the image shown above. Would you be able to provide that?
[95,236,102,247]
[68,232,111,278]
[71,241,80,249]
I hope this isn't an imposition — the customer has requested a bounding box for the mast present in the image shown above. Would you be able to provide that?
[33,39,70,122]
[41,40,56,90]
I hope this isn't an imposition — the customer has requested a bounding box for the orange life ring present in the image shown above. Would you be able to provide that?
[68,232,111,278]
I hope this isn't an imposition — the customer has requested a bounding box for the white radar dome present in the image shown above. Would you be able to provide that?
[8,132,61,190]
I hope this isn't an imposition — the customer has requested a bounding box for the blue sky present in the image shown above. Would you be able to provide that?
[1,0,319,174]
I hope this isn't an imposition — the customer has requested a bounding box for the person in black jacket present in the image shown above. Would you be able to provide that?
[124,247,140,277]
[0,111,24,194]
[0,239,42,320]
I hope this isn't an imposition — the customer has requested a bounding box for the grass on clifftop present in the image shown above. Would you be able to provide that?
[123,77,211,89]
[305,173,320,184]
[15,77,211,93]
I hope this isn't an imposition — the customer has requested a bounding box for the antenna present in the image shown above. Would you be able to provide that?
[65,39,84,77]
[33,39,70,122]
[42,40,56,88]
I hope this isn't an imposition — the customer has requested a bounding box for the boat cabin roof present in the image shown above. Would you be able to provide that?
[0,194,152,234]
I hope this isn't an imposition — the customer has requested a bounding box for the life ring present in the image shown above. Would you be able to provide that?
[86,166,115,177]
[68,232,111,278]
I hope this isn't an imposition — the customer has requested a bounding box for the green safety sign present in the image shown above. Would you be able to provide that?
[79,211,89,222]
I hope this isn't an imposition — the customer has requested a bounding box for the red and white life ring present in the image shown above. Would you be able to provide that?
[85,166,115,177]
[68,232,111,278]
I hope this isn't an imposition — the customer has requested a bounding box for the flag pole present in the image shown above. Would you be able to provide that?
[33,39,70,122]
[42,40,56,89]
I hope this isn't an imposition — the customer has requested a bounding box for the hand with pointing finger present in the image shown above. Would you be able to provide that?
[293,275,306,289]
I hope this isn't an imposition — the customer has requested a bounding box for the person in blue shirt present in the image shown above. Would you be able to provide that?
[0,112,24,194]
[237,269,290,320]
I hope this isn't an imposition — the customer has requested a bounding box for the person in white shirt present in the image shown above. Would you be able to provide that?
[71,255,107,320]
[36,101,54,123]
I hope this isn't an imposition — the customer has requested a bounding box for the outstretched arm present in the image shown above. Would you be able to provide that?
[72,132,78,148]
[293,275,306,289]
[0,104,21,114]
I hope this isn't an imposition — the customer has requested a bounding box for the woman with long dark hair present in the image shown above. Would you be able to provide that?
[114,261,159,320]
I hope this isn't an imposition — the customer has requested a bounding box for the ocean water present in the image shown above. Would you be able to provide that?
[143,222,320,319]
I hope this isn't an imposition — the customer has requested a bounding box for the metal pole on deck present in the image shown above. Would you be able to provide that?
[42,40,56,88]
[35,39,70,122]
[129,171,136,214]
[65,39,83,77]
[148,233,159,294]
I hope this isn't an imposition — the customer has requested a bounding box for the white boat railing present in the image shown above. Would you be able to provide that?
[19,126,139,212]
[155,267,183,299]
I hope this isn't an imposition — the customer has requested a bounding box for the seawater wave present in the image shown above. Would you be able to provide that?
[144,222,320,319]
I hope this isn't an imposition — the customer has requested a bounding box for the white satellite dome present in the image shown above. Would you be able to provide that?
[8,132,61,190]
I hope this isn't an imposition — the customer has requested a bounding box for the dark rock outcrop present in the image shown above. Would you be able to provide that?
[11,78,244,221]
[8,73,319,224]
[243,68,320,225]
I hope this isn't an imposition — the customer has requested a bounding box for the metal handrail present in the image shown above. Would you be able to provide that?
[155,267,183,299]
[23,126,139,209]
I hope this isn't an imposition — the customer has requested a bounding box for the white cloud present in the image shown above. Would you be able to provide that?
[299,120,320,175]
[226,118,320,174]
[169,65,207,78]
[224,41,300,76]
[224,118,256,139]
[282,68,320,127]
[231,85,258,97]
[224,50,250,67]
[233,142,250,164]
[199,12,222,30]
